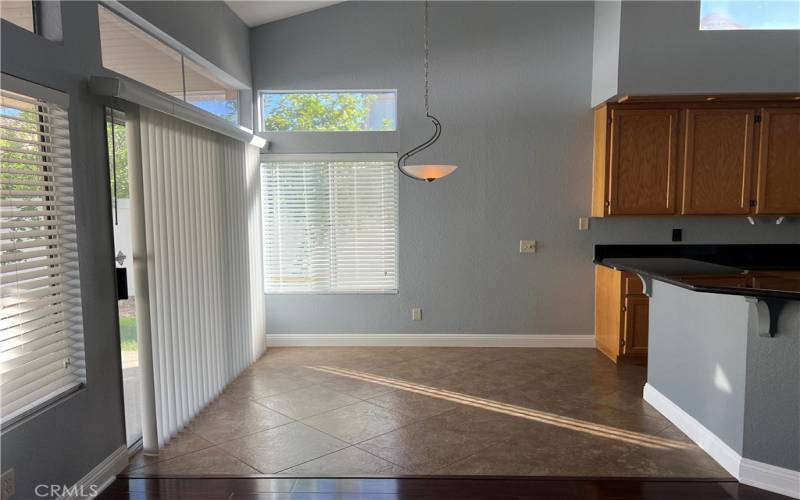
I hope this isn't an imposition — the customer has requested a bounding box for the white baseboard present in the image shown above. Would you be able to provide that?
[643,383,800,499]
[643,383,742,477]
[59,445,128,500]
[740,458,800,499]
[265,333,596,348]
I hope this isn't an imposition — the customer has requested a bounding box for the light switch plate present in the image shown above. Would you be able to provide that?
[578,217,590,231]
[412,308,422,321]
[519,240,537,253]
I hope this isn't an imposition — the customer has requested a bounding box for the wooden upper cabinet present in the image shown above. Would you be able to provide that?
[755,108,800,214]
[681,109,755,214]
[607,109,679,215]
[591,97,799,217]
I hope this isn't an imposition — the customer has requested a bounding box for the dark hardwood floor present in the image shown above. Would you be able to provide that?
[99,476,792,499]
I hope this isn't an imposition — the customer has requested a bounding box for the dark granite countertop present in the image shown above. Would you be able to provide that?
[594,245,800,301]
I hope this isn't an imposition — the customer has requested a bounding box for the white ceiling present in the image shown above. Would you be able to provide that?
[226,1,345,27]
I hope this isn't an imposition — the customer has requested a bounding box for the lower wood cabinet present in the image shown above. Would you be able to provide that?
[595,265,648,364]
[622,296,649,357]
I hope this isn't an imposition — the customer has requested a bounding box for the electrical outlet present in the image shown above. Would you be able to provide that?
[578,217,590,231]
[519,240,537,254]
[672,228,683,242]
[1,468,15,500]
[412,308,422,321]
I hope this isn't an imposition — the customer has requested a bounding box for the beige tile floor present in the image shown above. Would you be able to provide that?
[126,347,730,478]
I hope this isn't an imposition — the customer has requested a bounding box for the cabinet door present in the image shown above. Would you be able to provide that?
[622,296,648,357]
[682,109,755,214]
[608,109,679,215]
[755,108,800,214]
[595,265,623,361]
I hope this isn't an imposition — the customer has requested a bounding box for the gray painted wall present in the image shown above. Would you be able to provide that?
[617,1,800,95]
[743,302,800,470]
[648,281,800,471]
[0,2,250,497]
[591,0,620,106]
[252,1,800,337]
[648,281,750,454]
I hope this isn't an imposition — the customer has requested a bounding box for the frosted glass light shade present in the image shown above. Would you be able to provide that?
[399,164,458,182]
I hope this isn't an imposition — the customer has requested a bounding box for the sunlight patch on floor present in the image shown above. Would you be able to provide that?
[308,365,691,451]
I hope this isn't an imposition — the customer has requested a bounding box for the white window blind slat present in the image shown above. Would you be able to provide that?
[261,157,398,294]
[0,87,86,426]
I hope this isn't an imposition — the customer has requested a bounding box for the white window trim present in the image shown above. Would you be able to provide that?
[260,152,400,295]
[261,153,398,163]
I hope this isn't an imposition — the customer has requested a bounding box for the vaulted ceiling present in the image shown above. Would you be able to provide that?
[226,1,344,28]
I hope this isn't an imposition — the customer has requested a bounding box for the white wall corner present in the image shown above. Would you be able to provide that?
[58,445,128,500]
[265,333,595,348]
[591,0,621,107]
[644,383,800,499]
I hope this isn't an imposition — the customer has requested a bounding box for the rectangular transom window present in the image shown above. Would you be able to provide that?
[1,83,86,426]
[261,154,398,293]
[700,1,800,30]
[0,1,35,32]
[260,91,397,132]
[98,4,240,124]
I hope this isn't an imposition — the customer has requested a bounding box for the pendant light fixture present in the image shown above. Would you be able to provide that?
[398,0,457,183]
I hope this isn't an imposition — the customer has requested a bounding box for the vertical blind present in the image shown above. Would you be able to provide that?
[136,107,264,446]
[0,86,86,425]
[262,155,399,293]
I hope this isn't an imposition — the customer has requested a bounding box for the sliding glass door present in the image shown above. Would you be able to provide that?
[106,107,142,448]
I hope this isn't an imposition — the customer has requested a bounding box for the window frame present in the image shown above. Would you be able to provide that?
[260,152,400,295]
[698,0,800,31]
[97,3,244,125]
[0,0,38,34]
[258,90,399,133]
[0,75,87,430]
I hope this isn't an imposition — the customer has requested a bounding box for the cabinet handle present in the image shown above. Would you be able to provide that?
[622,305,627,312]
[605,201,610,207]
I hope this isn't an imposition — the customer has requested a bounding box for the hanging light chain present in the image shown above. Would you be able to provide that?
[424,0,431,116]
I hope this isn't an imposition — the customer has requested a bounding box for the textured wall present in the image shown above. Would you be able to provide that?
[0,2,251,496]
[251,1,800,337]
[617,1,800,95]
[647,281,750,454]
[743,301,800,470]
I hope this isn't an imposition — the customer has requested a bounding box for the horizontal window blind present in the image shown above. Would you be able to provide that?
[262,156,398,293]
[0,87,85,426]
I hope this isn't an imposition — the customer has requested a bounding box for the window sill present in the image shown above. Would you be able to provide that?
[1,383,85,432]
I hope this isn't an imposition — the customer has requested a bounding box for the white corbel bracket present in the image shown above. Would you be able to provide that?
[745,297,784,337]
[637,274,653,298]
